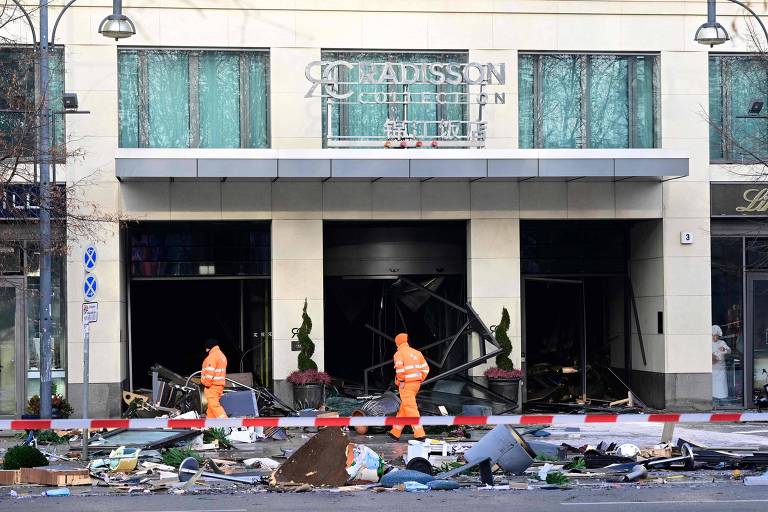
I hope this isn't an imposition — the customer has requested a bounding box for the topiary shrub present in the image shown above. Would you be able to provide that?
[296,299,317,371]
[494,307,514,371]
[2,444,49,470]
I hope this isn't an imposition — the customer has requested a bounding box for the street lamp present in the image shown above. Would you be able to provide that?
[694,0,768,47]
[98,1,137,40]
[9,0,135,420]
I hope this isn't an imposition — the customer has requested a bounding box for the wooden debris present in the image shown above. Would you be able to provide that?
[20,467,92,486]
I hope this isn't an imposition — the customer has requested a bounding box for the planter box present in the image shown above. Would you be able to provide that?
[20,467,92,486]
[0,470,21,485]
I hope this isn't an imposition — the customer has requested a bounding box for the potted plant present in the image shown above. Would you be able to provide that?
[24,388,74,419]
[289,300,331,409]
[484,307,522,401]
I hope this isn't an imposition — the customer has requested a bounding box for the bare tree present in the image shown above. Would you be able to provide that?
[0,2,120,277]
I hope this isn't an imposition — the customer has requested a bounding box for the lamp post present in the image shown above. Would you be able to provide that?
[694,0,768,47]
[9,0,135,419]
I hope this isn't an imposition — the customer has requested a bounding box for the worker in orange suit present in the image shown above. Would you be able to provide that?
[201,338,228,418]
[389,333,429,440]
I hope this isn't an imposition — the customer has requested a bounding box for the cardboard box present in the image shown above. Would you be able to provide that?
[0,470,21,485]
[20,467,92,486]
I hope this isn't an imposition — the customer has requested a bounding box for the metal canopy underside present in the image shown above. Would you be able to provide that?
[115,148,689,181]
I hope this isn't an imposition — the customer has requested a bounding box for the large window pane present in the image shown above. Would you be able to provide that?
[519,53,658,149]
[711,237,744,407]
[248,54,269,148]
[118,49,269,148]
[634,55,656,149]
[0,48,65,157]
[147,52,190,148]
[518,55,535,149]
[710,56,768,162]
[199,52,240,148]
[118,51,139,148]
[541,55,583,148]
[588,56,628,148]
[709,56,724,161]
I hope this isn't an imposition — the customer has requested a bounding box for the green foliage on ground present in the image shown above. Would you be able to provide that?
[297,299,317,371]
[495,307,514,371]
[161,447,203,468]
[203,428,233,449]
[545,471,570,485]
[14,430,67,444]
[2,445,49,470]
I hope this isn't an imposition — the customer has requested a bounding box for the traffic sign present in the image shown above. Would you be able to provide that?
[83,246,97,272]
[83,275,97,300]
[82,302,98,324]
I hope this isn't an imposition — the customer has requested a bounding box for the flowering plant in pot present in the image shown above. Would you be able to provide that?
[24,391,74,419]
[289,300,330,409]
[484,307,522,401]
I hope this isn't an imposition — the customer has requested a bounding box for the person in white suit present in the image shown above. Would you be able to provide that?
[712,325,731,401]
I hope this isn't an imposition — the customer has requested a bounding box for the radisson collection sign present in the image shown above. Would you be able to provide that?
[305,60,507,148]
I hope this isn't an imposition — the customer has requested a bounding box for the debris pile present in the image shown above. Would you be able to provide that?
[4,420,768,498]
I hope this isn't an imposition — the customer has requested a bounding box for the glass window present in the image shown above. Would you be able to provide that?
[711,237,744,407]
[128,222,271,278]
[709,55,768,162]
[0,47,65,158]
[23,243,67,400]
[321,51,468,146]
[518,53,659,149]
[118,49,269,148]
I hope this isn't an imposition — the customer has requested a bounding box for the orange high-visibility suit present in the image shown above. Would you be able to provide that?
[390,333,429,440]
[201,344,228,418]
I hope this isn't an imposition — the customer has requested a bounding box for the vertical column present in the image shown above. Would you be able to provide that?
[270,47,322,149]
[65,44,124,418]
[628,220,666,408]
[659,51,712,410]
[466,218,522,378]
[467,49,518,150]
[271,218,324,403]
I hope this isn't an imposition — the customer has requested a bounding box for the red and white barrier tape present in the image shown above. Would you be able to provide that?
[1,413,767,430]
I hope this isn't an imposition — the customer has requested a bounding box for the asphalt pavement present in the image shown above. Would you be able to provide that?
[3,484,768,512]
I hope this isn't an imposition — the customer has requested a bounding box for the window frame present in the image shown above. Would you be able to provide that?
[709,53,768,164]
[117,46,271,149]
[320,49,470,148]
[519,51,661,149]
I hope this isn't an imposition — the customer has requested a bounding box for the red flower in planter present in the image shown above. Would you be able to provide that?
[287,369,332,386]
[483,367,523,380]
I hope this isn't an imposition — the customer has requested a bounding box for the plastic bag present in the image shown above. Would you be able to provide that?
[346,444,384,481]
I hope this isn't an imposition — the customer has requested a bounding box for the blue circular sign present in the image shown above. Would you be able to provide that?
[83,275,98,300]
[83,246,97,271]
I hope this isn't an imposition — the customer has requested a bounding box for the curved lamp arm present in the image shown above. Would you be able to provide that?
[7,0,37,44]
[51,0,78,47]
[728,0,768,47]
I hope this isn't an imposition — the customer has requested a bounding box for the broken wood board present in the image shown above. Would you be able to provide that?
[20,467,92,486]
[273,427,349,487]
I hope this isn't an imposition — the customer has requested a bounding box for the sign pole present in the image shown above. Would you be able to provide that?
[81,321,89,461]
[81,245,97,461]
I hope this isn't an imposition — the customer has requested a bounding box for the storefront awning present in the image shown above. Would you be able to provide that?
[115,148,689,181]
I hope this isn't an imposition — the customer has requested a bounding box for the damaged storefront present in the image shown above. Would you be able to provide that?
[126,222,272,391]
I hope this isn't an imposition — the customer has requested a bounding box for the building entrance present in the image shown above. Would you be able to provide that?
[521,221,632,408]
[126,222,271,392]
